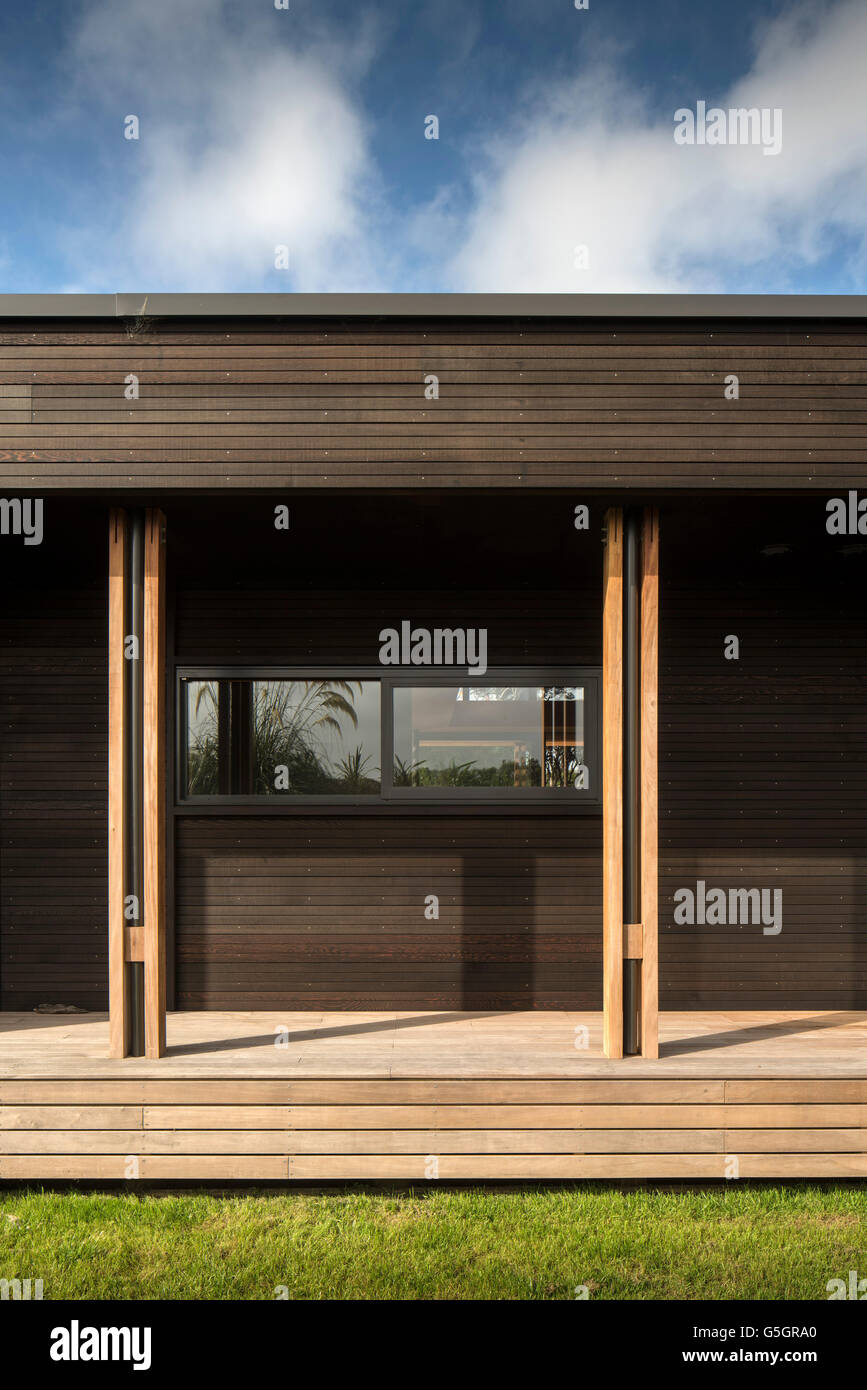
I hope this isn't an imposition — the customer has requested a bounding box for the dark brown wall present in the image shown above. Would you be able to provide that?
[175,817,601,1010]
[0,507,108,1009]
[1,316,866,490]
[1,495,864,1014]
[659,500,867,1008]
[171,494,602,1010]
[171,495,867,1012]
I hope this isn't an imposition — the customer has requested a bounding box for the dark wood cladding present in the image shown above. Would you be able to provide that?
[170,495,603,1009]
[1,316,866,489]
[1,495,864,1015]
[659,500,867,1009]
[170,493,602,668]
[0,507,108,1010]
[170,496,867,1014]
[174,817,601,1010]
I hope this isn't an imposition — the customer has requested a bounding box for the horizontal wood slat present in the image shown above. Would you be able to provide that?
[1,318,867,488]
[3,1075,867,1179]
[0,1079,726,1104]
[164,494,867,1016]
[1,504,108,1012]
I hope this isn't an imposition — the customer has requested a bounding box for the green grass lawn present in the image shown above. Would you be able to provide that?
[1,1185,865,1300]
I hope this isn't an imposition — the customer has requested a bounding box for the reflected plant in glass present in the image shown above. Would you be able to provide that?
[334,745,379,794]
[185,679,221,795]
[184,678,381,796]
[253,679,363,794]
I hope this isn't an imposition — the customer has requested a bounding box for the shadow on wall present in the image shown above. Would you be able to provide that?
[460,849,536,1009]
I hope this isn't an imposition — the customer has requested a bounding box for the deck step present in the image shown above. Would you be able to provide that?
[2,1078,866,1179]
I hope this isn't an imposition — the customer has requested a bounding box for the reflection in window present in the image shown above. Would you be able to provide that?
[183,679,381,796]
[392,686,584,789]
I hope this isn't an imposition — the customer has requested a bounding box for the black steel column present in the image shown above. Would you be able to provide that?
[124,510,145,1056]
[622,509,642,1055]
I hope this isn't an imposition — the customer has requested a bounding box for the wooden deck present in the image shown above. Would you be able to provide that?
[2,1010,867,1180]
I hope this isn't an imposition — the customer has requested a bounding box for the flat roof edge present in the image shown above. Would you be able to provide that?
[0,292,864,319]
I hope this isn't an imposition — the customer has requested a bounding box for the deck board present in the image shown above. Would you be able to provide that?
[1,1011,866,1180]
[3,1009,867,1078]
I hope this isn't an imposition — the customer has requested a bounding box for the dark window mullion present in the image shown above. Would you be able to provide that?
[381,678,393,801]
[217,679,231,795]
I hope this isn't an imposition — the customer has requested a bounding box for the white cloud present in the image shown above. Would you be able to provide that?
[66,0,384,290]
[444,0,867,292]
[58,0,867,293]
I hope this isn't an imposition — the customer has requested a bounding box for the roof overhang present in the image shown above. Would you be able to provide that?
[0,292,865,319]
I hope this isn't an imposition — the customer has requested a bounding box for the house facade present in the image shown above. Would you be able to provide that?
[1,293,865,1065]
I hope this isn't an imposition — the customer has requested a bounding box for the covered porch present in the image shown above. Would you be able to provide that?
[3,495,865,1086]
[106,494,660,1061]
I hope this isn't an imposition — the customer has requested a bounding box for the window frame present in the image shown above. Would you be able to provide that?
[175,666,602,810]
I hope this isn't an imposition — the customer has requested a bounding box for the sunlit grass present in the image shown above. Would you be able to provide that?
[2,1185,865,1300]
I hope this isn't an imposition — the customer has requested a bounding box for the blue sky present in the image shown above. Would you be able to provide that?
[0,0,864,292]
